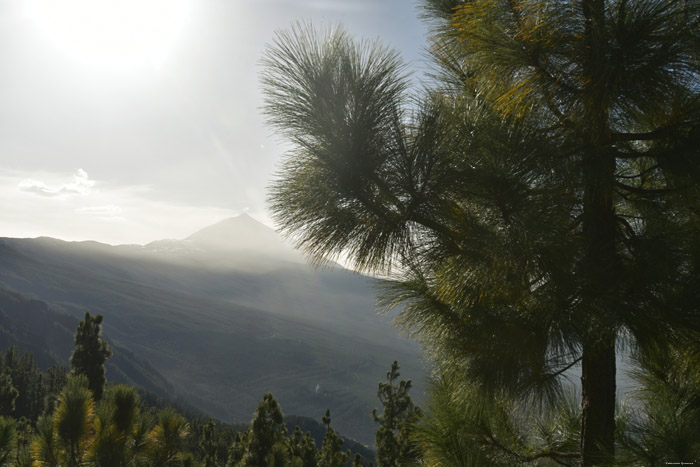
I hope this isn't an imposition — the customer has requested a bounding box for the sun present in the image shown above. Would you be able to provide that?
[26,0,191,71]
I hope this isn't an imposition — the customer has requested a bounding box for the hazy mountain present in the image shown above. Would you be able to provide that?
[0,215,425,444]
[0,286,175,397]
[144,214,303,268]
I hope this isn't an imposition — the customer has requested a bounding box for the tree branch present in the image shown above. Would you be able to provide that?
[505,0,578,129]
[615,164,660,180]
[611,122,693,142]
[483,428,580,463]
[614,181,675,195]
[545,357,583,380]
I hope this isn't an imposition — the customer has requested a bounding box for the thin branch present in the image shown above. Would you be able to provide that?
[545,357,583,380]
[615,164,660,180]
[614,181,676,195]
[611,122,693,142]
[484,429,580,463]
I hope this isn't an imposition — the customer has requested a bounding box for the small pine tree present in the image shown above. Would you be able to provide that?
[289,425,317,467]
[226,431,247,467]
[0,373,18,417]
[352,452,366,467]
[0,417,16,467]
[318,409,350,467]
[201,419,218,467]
[43,365,68,416]
[70,313,112,401]
[241,393,287,466]
[52,374,97,467]
[372,361,422,466]
[145,407,190,465]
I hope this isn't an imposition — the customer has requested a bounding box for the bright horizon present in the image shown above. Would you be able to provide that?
[0,0,428,245]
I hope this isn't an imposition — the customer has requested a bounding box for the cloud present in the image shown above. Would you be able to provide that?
[18,168,95,197]
[75,204,125,222]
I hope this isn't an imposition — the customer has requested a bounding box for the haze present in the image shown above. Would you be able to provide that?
[0,0,428,245]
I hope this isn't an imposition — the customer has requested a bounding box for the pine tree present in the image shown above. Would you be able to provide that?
[2,347,44,420]
[70,313,112,401]
[43,365,68,416]
[0,373,18,418]
[318,409,350,467]
[226,431,247,467]
[201,419,219,467]
[261,4,700,463]
[92,385,141,467]
[0,417,16,467]
[240,393,287,467]
[351,452,366,467]
[145,407,190,466]
[52,374,96,467]
[30,414,60,466]
[372,361,421,466]
[289,425,316,467]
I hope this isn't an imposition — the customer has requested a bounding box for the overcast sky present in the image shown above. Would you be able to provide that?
[0,0,429,245]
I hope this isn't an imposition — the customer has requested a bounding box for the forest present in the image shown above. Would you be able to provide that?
[0,313,401,466]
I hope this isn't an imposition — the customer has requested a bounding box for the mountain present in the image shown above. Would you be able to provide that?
[186,214,299,257]
[142,214,304,271]
[0,286,175,397]
[0,215,425,444]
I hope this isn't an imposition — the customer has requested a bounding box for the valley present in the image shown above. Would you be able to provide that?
[0,214,426,444]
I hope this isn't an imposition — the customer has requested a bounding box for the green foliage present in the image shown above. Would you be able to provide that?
[415,375,585,466]
[145,407,191,466]
[71,312,112,401]
[372,361,421,466]
[30,414,59,466]
[201,419,219,467]
[1,346,57,421]
[261,2,700,463]
[289,426,317,467]
[0,417,16,467]
[618,344,700,464]
[52,374,96,466]
[351,452,365,467]
[14,417,33,467]
[92,385,141,466]
[318,410,350,467]
[239,393,287,467]
[226,431,247,467]
[0,373,18,417]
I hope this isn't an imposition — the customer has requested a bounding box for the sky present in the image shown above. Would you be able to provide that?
[0,0,430,245]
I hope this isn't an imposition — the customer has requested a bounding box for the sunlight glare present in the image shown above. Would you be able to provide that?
[27,0,191,71]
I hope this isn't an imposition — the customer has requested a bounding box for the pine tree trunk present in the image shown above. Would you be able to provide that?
[580,151,618,464]
[580,339,616,465]
[579,139,618,465]
[580,0,618,462]
[579,148,618,465]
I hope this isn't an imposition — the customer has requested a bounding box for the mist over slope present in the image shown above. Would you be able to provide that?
[0,215,425,443]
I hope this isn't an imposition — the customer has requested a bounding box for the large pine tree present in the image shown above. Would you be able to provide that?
[261,2,700,464]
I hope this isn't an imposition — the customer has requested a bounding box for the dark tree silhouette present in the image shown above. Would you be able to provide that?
[70,313,112,401]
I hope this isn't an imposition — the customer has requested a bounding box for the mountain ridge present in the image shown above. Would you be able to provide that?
[0,217,425,444]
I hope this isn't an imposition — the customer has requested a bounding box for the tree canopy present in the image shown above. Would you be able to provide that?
[262,2,700,463]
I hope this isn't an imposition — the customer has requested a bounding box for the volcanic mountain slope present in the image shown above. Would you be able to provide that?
[0,215,425,443]
[0,286,175,397]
